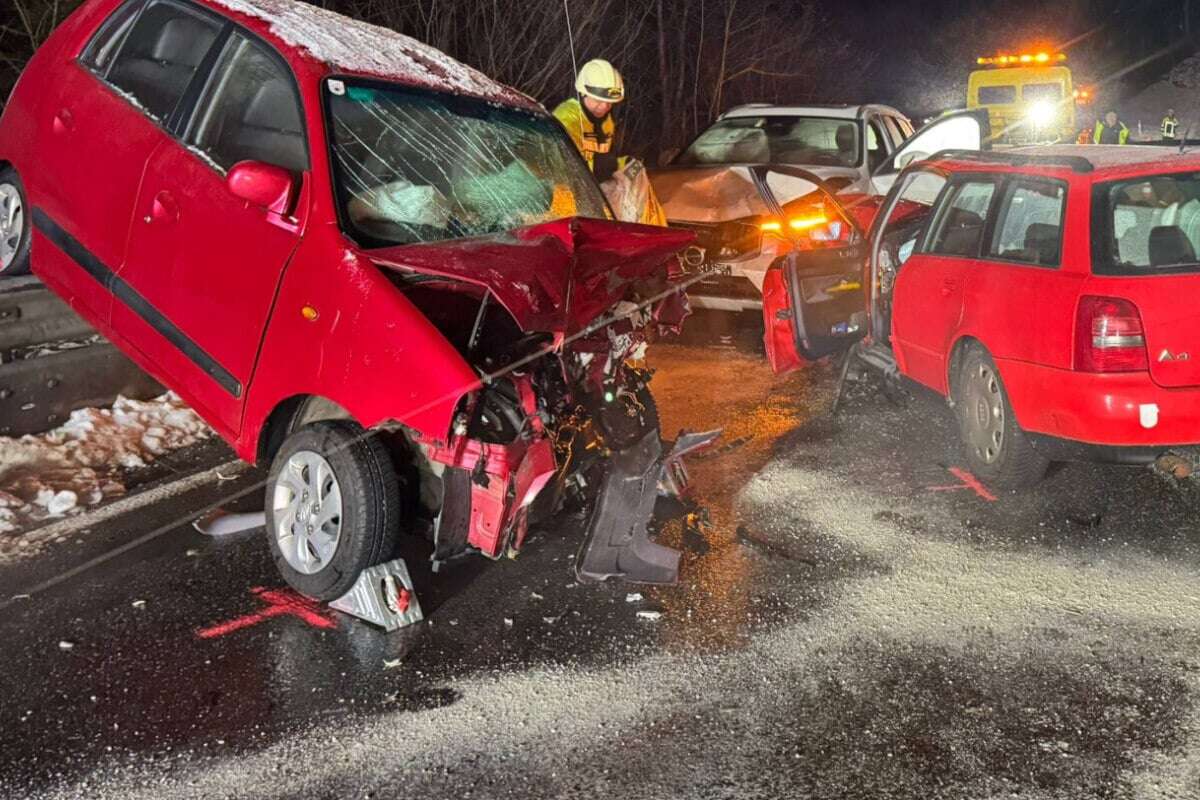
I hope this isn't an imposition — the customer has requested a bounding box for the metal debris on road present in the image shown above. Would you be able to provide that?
[131,599,146,608]
[625,592,643,603]
[636,610,663,621]
[57,640,74,650]
[329,558,423,632]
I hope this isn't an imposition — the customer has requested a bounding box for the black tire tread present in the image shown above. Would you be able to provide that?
[265,421,400,601]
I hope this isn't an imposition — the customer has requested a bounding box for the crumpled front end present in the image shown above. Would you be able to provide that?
[369,217,715,582]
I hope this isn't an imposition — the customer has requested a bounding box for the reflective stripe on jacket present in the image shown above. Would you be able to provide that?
[1162,116,1179,138]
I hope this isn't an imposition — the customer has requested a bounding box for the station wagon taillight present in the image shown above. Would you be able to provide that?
[1074,296,1148,372]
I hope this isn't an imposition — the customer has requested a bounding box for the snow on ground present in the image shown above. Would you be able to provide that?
[0,393,210,541]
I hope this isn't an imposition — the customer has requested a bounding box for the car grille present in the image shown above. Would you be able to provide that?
[670,220,762,268]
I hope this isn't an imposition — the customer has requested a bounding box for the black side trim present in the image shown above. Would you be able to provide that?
[32,208,242,397]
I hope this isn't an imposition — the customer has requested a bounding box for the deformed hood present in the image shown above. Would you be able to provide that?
[368,217,693,336]
[651,165,850,223]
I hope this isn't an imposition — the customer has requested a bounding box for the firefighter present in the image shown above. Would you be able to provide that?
[554,58,625,181]
[554,59,666,226]
[1093,110,1130,145]
[1162,108,1179,143]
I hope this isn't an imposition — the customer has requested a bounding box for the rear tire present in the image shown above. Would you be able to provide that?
[0,167,31,277]
[952,344,1049,490]
[265,421,400,601]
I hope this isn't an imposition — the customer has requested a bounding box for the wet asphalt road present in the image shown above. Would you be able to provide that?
[5,312,1200,798]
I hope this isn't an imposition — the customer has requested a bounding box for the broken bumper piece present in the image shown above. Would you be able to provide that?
[576,428,721,585]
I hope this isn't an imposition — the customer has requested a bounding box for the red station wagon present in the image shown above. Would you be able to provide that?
[0,0,696,597]
[765,142,1200,488]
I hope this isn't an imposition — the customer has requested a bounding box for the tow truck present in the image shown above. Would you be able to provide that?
[967,50,1089,144]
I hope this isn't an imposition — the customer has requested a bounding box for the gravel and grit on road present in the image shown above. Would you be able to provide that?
[6,342,1200,799]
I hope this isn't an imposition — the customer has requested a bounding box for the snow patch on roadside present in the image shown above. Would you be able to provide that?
[0,393,210,542]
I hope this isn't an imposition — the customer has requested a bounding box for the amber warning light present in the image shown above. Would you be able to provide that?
[976,52,1066,66]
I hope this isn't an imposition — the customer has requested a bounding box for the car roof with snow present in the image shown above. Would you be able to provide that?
[201,0,538,110]
[720,103,905,121]
[928,144,1200,180]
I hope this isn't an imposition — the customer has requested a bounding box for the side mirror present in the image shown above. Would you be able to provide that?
[227,160,295,216]
[657,147,680,167]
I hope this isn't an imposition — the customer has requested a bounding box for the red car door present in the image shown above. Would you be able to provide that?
[891,177,1001,393]
[759,168,867,373]
[114,31,308,436]
[30,0,220,325]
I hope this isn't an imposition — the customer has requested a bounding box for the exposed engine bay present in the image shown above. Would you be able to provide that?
[371,217,717,584]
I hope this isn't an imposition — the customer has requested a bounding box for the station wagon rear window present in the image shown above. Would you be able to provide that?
[1094,173,1200,275]
[327,80,607,247]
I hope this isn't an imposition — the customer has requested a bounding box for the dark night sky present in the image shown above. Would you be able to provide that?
[818,0,1196,113]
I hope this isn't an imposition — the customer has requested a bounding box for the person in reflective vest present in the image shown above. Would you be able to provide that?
[1162,109,1179,143]
[553,59,625,182]
[1093,111,1130,145]
[553,60,667,226]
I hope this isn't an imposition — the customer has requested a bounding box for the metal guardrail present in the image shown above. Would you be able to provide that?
[0,278,163,436]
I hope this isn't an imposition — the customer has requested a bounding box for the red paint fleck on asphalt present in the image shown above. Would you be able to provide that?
[928,467,998,502]
[196,587,337,639]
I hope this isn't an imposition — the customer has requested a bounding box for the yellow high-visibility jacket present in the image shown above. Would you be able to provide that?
[1093,120,1130,145]
[553,98,625,179]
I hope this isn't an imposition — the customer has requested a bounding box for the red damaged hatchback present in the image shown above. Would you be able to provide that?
[765,143,1200,489]
[0,0,696,597]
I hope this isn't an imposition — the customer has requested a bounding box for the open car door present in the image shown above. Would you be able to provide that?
[869,109,991,196]
[759,167,868,374]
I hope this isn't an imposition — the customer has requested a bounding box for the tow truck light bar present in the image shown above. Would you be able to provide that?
[976,52,1066,66]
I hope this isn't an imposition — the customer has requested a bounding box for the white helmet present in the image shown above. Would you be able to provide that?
[575,59,625,103]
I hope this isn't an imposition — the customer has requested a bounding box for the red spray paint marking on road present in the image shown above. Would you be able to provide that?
[927,467,998,502]
[196,587,337,639]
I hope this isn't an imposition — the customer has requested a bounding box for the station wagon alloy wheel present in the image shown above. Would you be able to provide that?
[963,362,1005,464]
[272,450,344,574]
[0,182,24,271]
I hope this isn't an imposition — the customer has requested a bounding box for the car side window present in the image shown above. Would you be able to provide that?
[186,32,308,173]
[866,120,888,171]
[882,116,906,150]
[877,170,948,268]
[105,1,222,122]
[927,179,997,257]
[80,0,144,75]
[989,179,1067,267]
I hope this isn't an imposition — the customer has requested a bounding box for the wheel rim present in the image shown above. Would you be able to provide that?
[0,183,24,271]
[962,362,1005,465]
[272,450,343,574]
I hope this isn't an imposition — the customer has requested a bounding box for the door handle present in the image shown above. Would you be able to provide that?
[52,108,74,134]
[149,191,179,224]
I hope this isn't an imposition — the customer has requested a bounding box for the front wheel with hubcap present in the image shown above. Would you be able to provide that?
[265,421,400,600]
[953,345,1049,490]
[0,167,31,277]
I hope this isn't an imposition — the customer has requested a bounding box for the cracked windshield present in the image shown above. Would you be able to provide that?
[6,0,1200,798]
[328,80,609,245]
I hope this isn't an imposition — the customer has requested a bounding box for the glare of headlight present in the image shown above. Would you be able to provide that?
[1027,100,1055,128]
